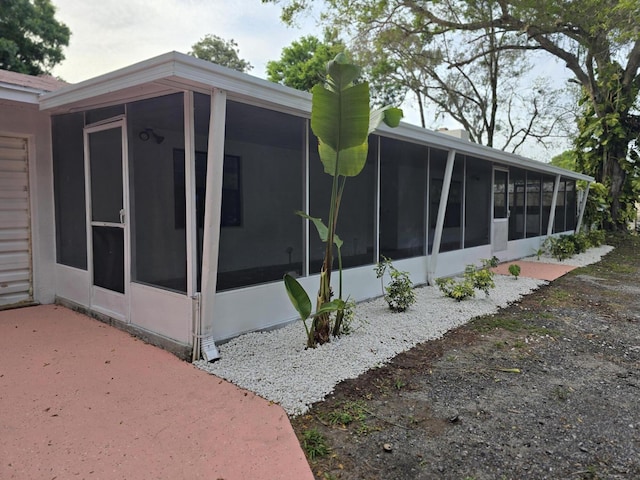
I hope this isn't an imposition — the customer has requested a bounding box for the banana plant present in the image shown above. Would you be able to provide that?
[284,53,402,348]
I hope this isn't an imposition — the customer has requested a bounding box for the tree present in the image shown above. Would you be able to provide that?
[188,35,252,72]
[266,34,346,91]
[265,0,640,230]
[0,0,70,75]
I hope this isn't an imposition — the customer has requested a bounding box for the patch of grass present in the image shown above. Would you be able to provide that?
[552,385,572,401]
[606,263,635,274]
[325,400,368,427]
[302,428,330,460]
[394,377,406,390]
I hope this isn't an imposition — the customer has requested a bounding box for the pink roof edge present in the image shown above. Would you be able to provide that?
[0,68,69,92]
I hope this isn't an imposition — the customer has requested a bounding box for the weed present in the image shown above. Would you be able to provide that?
[552,385,571,401]
[394,378,406,390]
[325,400,368,426]
[473,316,559,336]
[302,428,330,460]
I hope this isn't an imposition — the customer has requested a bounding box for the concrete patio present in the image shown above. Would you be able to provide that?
[0,304,313,480]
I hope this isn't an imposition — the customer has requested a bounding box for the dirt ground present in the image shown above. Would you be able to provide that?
[291,234,640,480]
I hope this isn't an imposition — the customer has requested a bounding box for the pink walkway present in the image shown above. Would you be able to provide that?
[0,305,313,480]
[492,260,577,281]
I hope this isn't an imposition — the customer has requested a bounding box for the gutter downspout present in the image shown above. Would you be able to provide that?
[427,149,456,285]
[575,181,591,233]
[546,174,561,237]
[199,88,227,362]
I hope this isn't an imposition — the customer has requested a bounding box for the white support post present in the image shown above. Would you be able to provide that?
[199,88,227,362]
[427,149,456,285]
[546,174,561,237]
[184,92,197,298]
[575,181,591,233]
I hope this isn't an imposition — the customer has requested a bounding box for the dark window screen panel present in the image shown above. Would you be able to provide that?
[554,180,567,232]
[493,170,508,218]
[309,136,377,272]
[566,180,577,230]
[216,101,304,290]
[89,128,123,223]
[526,174,542,237]
[464,158,491,248]
[541,175,555,235]
[92,226,124,293]
[379,137,427,260]
[128,93,187,293]
[52,113,87,269]
[508,168,526,240]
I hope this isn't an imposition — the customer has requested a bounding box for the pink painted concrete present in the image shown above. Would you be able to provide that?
[0,305,314,480]
[492,260,577,281]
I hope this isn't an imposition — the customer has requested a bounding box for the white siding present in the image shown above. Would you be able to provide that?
[0,135,32,307]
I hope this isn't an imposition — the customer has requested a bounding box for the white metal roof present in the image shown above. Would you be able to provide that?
[38,51,593,182]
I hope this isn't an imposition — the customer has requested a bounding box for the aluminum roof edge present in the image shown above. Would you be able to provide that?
[0,83,43,104]
[39,51,311,113]
[378,122,594,182]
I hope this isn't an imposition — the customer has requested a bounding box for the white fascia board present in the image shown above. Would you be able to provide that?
[0,83,41,104]
[377,122,594,183]
[39,51,311,115]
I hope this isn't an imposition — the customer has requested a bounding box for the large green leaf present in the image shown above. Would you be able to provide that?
[326,53,361,91]
[295,211,343,248]
[318,141,368,177]
[311,82,370,152]
[369,106,403,133]
[283,274,312,320]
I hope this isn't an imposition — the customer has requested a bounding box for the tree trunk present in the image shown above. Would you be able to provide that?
[601,145,628,231]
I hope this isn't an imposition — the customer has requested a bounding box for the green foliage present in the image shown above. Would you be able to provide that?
[375,256,416,312]
[436,262,496,301]
[570,232,591,254]
[284,54,401,347]
[482,256,500,268]
[266,34,347,91]
[465,265,495,297]
[302,428,330,460]
[508,264,521,279]
[587,229,606,247]
[325,400,368,426]
[0,0,70,75]
[546,235,576,261]
[188,35,252,72]
[435,277,475,302]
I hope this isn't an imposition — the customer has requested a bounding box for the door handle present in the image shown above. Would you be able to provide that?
[119,208,125,224]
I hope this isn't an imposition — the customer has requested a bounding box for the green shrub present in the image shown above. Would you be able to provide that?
[570,232,591,254]
[465,265,495,297]
[435,277,476,301]
[547,235,576,261]
[508,263,521,279]
[374,256,417,312]
[587,229,606,246]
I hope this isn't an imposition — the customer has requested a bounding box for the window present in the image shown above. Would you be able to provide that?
[464,158,491,248]
[508,168,526,240]
[216,101,304,290]
[379,137,427,259]
[128,93,187,293]
[52,113,87,269]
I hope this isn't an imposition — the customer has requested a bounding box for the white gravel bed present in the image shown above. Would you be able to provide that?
[521,244,614,266]
[195,245,613,416]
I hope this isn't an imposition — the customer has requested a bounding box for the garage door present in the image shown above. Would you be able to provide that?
[0,135,32,308]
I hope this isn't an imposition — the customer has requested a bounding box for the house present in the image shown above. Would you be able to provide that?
[1,52,593,360]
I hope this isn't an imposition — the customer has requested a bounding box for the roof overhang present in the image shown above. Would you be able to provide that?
[38,51,593,184]
[39,51,311,116]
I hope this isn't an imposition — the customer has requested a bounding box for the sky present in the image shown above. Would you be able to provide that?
[50,0,319,83]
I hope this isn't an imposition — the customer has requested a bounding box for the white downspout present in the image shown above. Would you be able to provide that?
[575,181,591,233]
[199,88,227,361]
[427,149,456,285]
[546,174,561,237]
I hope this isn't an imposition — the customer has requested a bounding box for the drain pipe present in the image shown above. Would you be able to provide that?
[427,149,456,285]
[191,293,201,362]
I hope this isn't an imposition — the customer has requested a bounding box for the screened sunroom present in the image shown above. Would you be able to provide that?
[40,52,592,359]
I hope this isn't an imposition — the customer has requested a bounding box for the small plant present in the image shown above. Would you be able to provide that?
[587,229,605,246]
[570,231,591,254]
[482,256,500,268]
[465,265,495,297]
[325,400,368,426]
[508,263,521,280]
[375,256,417,312]
[335,298,360,335]
[436,277,476,301]
[547,235,576,261]
[302,428,330,460]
